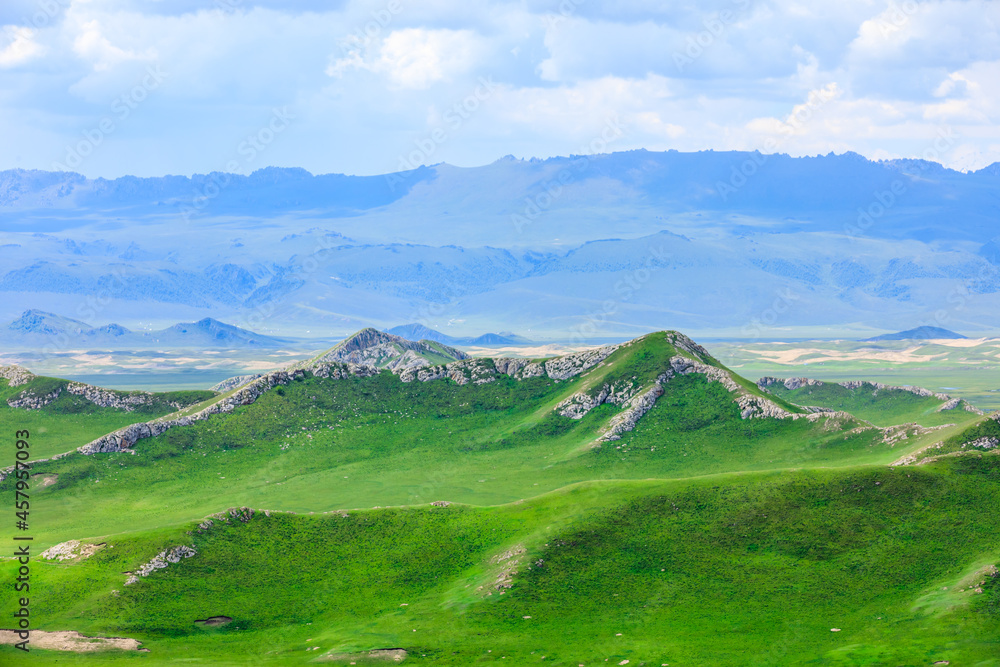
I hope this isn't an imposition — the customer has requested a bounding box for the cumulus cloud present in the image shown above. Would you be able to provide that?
[328,27,485,89]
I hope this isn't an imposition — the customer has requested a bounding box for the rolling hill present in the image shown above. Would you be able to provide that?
[1,328,998,663]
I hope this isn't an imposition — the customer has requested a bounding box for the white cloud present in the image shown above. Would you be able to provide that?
[0,25,43,67]
[72,19,156,71]
[328,28,484,89]
[0,0,998,176]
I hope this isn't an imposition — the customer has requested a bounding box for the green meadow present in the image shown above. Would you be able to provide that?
[0,331,997,665]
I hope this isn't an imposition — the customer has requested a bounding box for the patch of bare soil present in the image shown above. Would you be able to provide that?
[319,648,408,662]
[32,473,58,487]
[0,630,144,652]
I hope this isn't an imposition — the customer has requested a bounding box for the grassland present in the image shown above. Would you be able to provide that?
[0,376,215,461]
[709,337,1000,411]
[758,379,982,428]
[2,456,999,665]
[5,340,935,547]
[1,331,997,665]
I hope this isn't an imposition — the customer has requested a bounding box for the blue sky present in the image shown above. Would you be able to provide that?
[1,0,998,177]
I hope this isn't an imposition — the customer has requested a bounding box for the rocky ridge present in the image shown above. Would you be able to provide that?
[757,376,985,414]
[312,328,469,371]
[5,377,187,412]
[64,330,877,458]
[75,342,625,455]
[210,374,261,393]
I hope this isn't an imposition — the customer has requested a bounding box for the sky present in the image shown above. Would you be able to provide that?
[0,0,998,178]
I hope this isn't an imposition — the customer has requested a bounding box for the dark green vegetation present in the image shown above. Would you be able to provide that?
[0,375,215,460]
[759,378,981,428]
[1,331,997,665]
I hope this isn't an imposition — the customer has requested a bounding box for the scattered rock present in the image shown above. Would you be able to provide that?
[125,545,197,585]
[194,616,233,626]
[319,648,407,663]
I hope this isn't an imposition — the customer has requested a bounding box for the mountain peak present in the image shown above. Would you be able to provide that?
[314,328,469,370]
[865,326,967,342]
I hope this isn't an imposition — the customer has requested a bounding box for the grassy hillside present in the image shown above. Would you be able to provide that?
[4,335,935,546]
[2,330,995,665]
[0,375,215,461]
[2,455,998,665]
[758,377,982,428]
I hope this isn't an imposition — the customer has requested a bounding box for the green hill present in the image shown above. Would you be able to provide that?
[757,376,984,428]
[4,331,941,545]
[1,330,996,664]
[3,456,999,665]
[0,365,215,461]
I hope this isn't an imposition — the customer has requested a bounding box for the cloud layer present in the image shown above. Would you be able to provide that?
[1,0,998,176]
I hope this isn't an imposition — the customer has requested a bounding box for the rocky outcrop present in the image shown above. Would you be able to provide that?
[557,387,610,419]
[399,346,620,385]
[965,436,1000,450]
[556,379,642,419]
[759,375,986,415]
[125,545,197,585]
[210,374,261,393]
[736,394,796,420]
[486,544,527,593]
[0,365,34,387]
[310,363,380,380]
[399,358,503,385]
[668,355,742,392]
[7,388,62,409]
[65,382,162,411]
[543,345,620,380]
[39,540,105,562]
[838,380,951,401]
[6,376,179,412]
[937,397,962,411]
[757,376,824,391]
[78,367,311,454]
[312,328,469,371]
[599,384,665,441]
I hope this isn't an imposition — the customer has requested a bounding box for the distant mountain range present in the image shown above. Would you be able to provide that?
[386,324,531,346]
[2,150,999,338]
[1,310,290,349]
[865,326,968,342]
